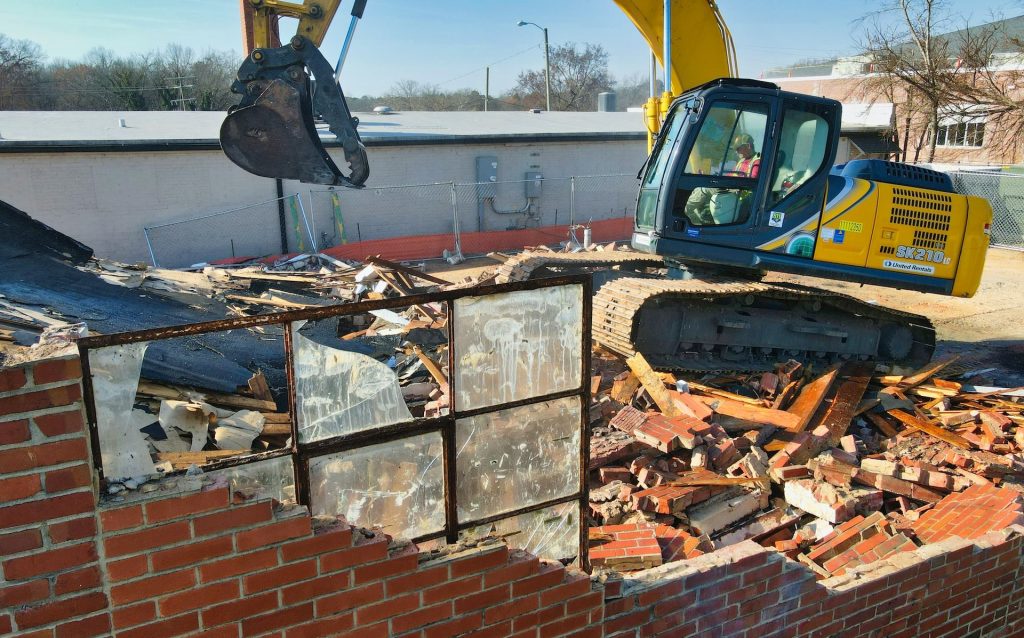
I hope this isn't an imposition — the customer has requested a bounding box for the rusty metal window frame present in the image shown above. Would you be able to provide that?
[77,275,592,568]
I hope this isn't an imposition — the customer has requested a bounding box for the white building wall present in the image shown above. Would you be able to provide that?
[0,138,645,265]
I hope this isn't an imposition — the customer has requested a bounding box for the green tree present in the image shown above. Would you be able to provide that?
[512,42,612,111]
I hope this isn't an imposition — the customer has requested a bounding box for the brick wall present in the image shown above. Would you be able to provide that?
[4,351,1024,638]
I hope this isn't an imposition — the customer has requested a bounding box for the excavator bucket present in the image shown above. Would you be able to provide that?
[220,36,369,187]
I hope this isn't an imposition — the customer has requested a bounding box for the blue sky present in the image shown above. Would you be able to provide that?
[1,1,1021,97]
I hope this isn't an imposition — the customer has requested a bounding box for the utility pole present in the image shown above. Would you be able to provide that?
[165,76,196,111]
[485,66,489,112]
[542,27,551,112]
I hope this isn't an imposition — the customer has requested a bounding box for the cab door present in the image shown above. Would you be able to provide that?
[661,94,776,251]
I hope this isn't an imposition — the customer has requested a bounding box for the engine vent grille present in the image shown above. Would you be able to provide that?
[879,245,896,255]
[912,230,947,250]
[890,187,952,232]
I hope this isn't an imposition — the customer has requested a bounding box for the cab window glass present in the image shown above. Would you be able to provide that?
[676,101,768,227]
[643,109,686,187]
[767,109,830,208]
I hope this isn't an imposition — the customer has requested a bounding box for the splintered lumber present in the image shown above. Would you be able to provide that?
[610,372,641,404]
[785,367,839,432]
[887,409,971,450]
[364,255,451,286]
[626,353,682,418]
[224,293,313,309]
[864,412,899,437]
[136,380,277,412]
[694,395,801,430]
[814,363,872,445]
[688,381,763,406]
[668,475,770,488]
[156,450,249,469]
[247,372,274,403]
[412,346,448,385]
[772,380,800,410]
[899,355,960,389]
[259,423,292,437]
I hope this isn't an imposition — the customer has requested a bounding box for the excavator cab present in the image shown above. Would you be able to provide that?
[220,0,369,187]
[634,78,839,270]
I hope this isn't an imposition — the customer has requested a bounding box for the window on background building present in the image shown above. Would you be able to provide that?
[935,120,985,148]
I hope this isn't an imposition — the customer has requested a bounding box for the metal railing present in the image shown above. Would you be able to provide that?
[949,169,1024,250]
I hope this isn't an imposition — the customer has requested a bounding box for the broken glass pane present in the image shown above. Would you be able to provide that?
[206,454,296,505]
[292,320,414,442]
[453,284,583,411]
[456,396,581,521]
[89,342,157,480]
[460,501,580,564]
[308,432,445,540]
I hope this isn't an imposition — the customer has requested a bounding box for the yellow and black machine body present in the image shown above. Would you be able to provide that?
[632,78,991,299]
[585,77,993,372]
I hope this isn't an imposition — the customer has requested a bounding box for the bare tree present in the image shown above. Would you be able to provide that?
[0,34,44,109]
[512,42,612,111]
[859,0,958,162]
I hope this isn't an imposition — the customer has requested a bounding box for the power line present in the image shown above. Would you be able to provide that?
[437,43,542,87]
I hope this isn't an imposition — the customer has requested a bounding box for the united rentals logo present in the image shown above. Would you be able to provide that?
[882,259,935,275]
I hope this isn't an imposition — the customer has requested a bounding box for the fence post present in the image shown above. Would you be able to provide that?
[570,176,576,227]
[276,179,288,253]
[450,181,463,257]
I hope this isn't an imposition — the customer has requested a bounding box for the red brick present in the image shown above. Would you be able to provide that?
[236,516,310,551]
[485,594,539,625]
[316,582,385,616]
[44,464,92,494]
[146,487,229,524]
[453,584,511,615]
[54,565,102,595]
[202,590,277,627]
[193,500,273,537]
[33,409,84,437]
[320,535,388,572]
[55,612,111,638]
[423,612,484,638]
[537,611,591,637]
[0,384,81,417]
[425,577,485,606]
[0,437,88,473]
[0,366,27,392]
[13,591,107,628]
[160,580,239,616]
[99,504,144,532]
[512,565,565,597]
[107,555,148,581]
[117,612,200,638]
[113,601,156,630]
[243,558,317,594]
[242,603,313,636]
[199,547,277,583]
[284,613,355,638]
[151,534,233,572]
[282,572,350,606]
[540,575,591,607]
[2,541,96,579]
[48,516,96,544]
[356,592,418,625]
[110,568,195,605]
[104,521,190,557]
[32,358,82,385]
[450,546,509,578]
[353,552,418,585]
[0,473,42,503]
[0,579,50,607]
[391,602,453,634]
[0,528,42,555]
[484,554,540,588]
[0,419,30,444]
[387,564,448,597]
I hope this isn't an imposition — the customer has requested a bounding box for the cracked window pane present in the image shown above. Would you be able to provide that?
[456,396,581,522]
[206,455,296,505]
[308,432,445,540]
[89,342,156,480]
[453,284,583,411]
[292,320,414,442]
[460,501,580,564]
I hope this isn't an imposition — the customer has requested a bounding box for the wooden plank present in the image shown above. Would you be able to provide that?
[814,362,873,446]
[668,476,770,488]
[156,450,250,469]
[688,381,763,406]
[785,367,839,432]
[364,255,451,285]
[136,380,277,412]
[626,353,682,418]
[899,355,960,389]
[259,423,292,436]
[609,372,641,404]
[412,346,448,385]
[695,395,801,430]
[247,372,274,403]
[224,293,312,309]
[771,380,800,411]
[887,409,971,449]
[864,412,899,437]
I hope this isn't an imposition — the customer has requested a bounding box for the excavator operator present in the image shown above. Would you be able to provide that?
[730,133,760,178]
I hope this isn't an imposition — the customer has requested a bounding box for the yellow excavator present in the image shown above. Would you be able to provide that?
[219,0,992,372]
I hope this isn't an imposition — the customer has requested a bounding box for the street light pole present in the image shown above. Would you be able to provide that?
[517,20,552,111]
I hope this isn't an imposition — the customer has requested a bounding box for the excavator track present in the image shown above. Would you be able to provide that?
[495,251,935,373]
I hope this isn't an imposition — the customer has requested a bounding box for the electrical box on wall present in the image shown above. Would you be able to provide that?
[476,156,498,198]
[524,171,543,198]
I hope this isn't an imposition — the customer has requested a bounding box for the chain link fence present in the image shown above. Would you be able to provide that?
[144,174,640,265]
[950,169,1024,250]
[144,195,314,268]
